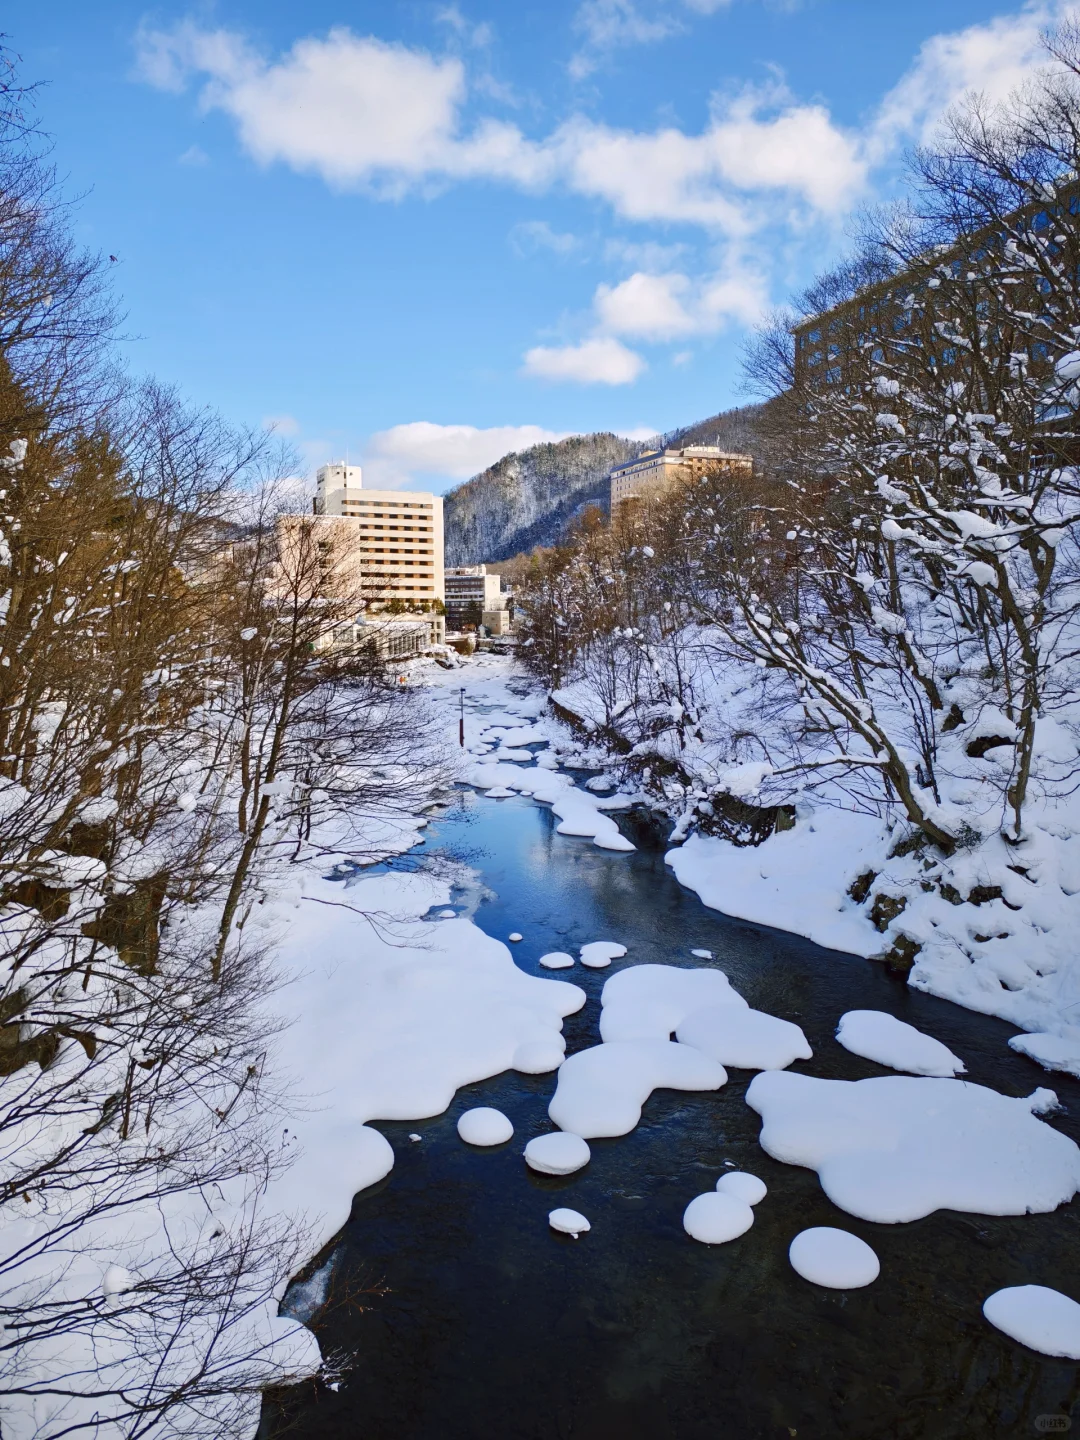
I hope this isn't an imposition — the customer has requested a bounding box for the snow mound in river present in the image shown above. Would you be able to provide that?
[716,1171,767,1205]
[524,1133,591,1175]
[683,1192,754,1244]
[580,940,627,969]
[983,1284,1080,1358]
[599,963,746,1043]
[746,1070,1080,1223]
[836,1010,964,1077]
[549,1040,726,1138]
[457,1107,514,1145]
[677,1004,812,1070]
[549,1208,590,1237]
[789,1227,879,1289]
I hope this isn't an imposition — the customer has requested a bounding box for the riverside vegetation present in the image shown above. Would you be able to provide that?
[0,59,436,1439]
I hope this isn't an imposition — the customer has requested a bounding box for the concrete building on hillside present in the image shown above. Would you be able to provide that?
[444,565,511,634]
[610,445,752,507]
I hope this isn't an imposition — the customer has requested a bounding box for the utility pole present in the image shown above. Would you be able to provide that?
[459,687,466,748]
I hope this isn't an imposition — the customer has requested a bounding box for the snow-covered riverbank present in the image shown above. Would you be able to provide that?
[257,654,1080,1398]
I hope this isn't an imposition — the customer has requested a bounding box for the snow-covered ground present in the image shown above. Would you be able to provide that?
[549,652,1080,1082]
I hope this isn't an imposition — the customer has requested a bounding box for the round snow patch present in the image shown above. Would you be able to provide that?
[683,1192,755,1244]
[983,1285,1080,1358]
[549,1207,591,1237]
[789,1228,879,1289]
[508,932,523,942]
[539,952,575,969]
[525,1133,591,1175]
[513,1039,565,1074]
[457,1107,514,1146]
[438,910,457,918]
[716,1171,767,1206]
[580,941,627,969]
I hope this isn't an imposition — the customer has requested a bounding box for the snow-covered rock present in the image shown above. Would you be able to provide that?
[580,940,627,969]
[716,1171,767,1205]
[548,1207,591,1237]
[524,1133,591,1175]
[683,1192,755,1244]
[746,1070,1080,1223]
[835,1010,965,1077]
[539,951,575,969]
[789,1228,880,1288]
[599,963,746,1043]
[549,1040,726,1138]
[983,1284,1080,1358]
[457,1107,514,1146]
[1008,1029,1080,1079]
[676,1004,812,1070]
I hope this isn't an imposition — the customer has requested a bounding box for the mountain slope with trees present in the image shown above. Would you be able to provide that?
[442,432,645,565]
[442,407,770,568]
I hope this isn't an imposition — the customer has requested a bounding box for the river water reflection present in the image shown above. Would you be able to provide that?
[262,787,1080,1440]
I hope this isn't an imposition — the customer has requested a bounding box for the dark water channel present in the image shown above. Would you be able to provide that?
[263,787,1080,1440]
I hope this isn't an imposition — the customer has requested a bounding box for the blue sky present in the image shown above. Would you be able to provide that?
[12,0,1074,490]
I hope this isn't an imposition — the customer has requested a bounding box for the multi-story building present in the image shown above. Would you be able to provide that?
[791,183,1080,393]
[313,463,445,611]
[609,446,752,507]
[444,564,511,633]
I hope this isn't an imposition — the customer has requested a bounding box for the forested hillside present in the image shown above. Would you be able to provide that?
[442,406,771,567]
[442,431,644,564]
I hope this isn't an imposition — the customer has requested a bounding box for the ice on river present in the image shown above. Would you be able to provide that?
[746,1070,1080,1223]
[983,1285,1080,1359]
[465,759,636,852]
[599,963,746,1043]
[836,1010,965,1077]
[676,1004,812,1071]
[549,1039,726,1138]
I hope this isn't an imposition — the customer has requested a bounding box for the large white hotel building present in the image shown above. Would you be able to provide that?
[313,463,445,606]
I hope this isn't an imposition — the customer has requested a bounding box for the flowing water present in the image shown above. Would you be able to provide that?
[262,786,1080,1440]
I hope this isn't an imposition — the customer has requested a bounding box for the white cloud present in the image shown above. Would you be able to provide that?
[573,0,683,51]
[871,1,1074,154]
[522,336,646,385]
[134,21,863,226]
[510,219,581,256]
[135,22,551,194]
[363,421,574,488]
[595,271,696,340]
[178,143,209,166]
[594,263,767,339]
[435,6,494,48]
[262,413,301,436]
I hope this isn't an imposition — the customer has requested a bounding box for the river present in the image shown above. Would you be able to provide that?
[261,774,1080,1440]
